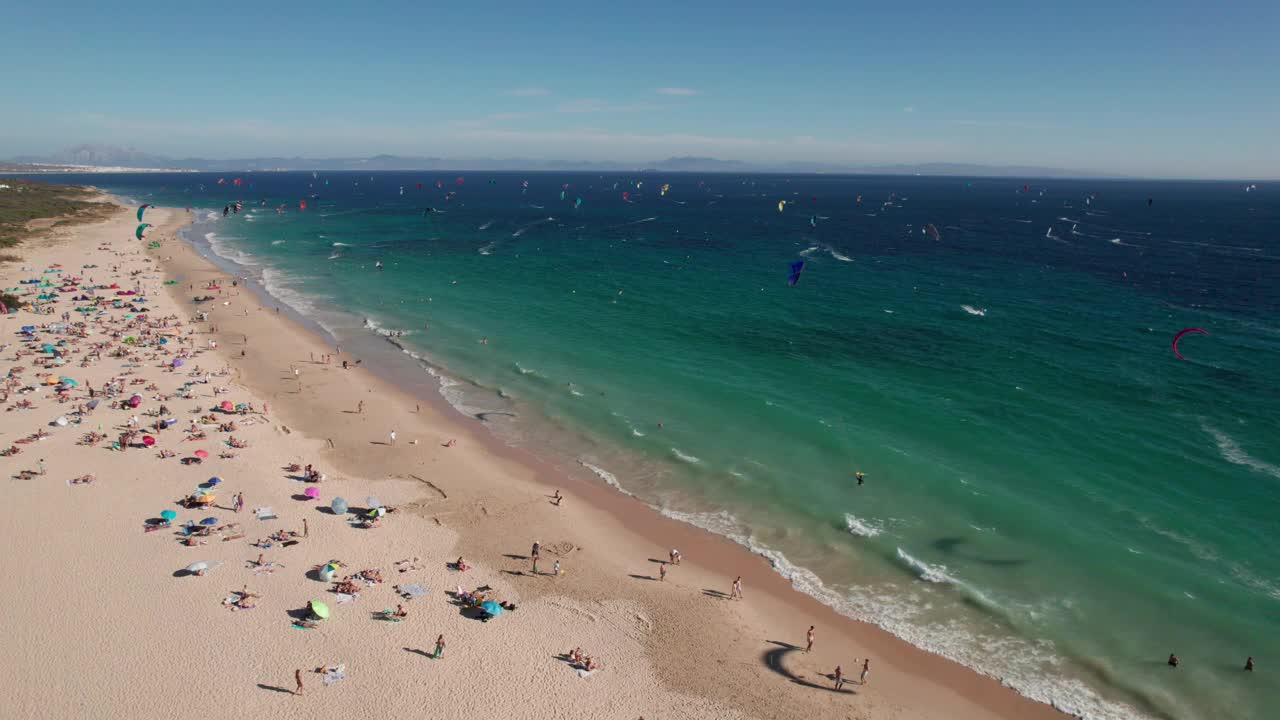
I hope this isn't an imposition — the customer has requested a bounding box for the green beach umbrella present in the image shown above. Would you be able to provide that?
[309,601,330,619]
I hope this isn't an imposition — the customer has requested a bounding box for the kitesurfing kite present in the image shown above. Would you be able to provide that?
[778,200,786,213]
[787,260,806,287]
[1171,327,1208,360]
[574,197,582,209]
[809,215,817,227]
[923,223,941,241]
[299,200,307,211]
[661,183,670,197]
[136,204,152,222]
[135,223,152,241]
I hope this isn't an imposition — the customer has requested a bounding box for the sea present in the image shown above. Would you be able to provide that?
[56,171,1279,720]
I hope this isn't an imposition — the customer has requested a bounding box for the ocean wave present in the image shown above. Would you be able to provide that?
[478,242,497,255]
[961,305,987,316]
[259,267,316,315]
[512,217,554,237]
[671,448,700,463]
[204,232,259,267]
[654,510,1147,720]
[478,220,495,230]
[1203,423,1280,480]
[896,547,955,583]
[844,513,883,538]
[331,242,351,247]
[514,362,539,376]
[578,460,633,496]
[270,240,286,246]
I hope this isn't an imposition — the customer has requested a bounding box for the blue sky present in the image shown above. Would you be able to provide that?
[2,1,1277,177]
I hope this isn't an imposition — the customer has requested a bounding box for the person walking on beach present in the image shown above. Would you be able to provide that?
[806,626,815,653]
[730,576,743,600]
[833,665,844,690]
[860,658,871,685]
[302,518,309,538]
[433,634,445,659]
[294,668,304,695]
[659,563,667,582]
[670,549,681,565]
[38,459,46,476]
[389,430,396,446]
[233,492,244,513]
[553,560,561,577]
[357,400,364,414]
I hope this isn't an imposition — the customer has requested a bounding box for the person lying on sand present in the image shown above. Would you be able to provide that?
[452,557,471,572]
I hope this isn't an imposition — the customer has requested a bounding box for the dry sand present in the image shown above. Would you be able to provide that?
[0,202,1067,719]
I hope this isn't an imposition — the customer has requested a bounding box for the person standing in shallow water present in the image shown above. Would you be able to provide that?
[1245,656,1254,671]
[1168,653,1179,668]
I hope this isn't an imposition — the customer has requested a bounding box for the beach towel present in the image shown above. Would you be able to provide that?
[397,583,427,599]
[322,665,346,685]
[334,593,357,604]
[254,507,277,520]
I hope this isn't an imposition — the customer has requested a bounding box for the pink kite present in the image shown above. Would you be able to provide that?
[1171,327,1208,360]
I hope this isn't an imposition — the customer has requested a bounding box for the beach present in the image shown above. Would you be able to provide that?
[3,198,1074,719]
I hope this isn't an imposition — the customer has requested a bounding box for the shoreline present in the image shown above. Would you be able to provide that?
[151,202,1076,719]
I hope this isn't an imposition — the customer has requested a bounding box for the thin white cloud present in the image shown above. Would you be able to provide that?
[555,99,663,113]
[505,87,550,97]
[903,106,915,113]
[656,87,700,96]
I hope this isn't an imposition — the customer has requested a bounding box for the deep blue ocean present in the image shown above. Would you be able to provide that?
[63,171,1278,720]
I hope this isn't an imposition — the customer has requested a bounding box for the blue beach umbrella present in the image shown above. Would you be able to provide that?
[200,517,218,526]
[207,477,221,485]
[480,600,503,617]
[331,497,348,514]
[160,510,177,520]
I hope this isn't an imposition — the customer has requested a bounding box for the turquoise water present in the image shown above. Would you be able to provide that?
[89,172,1277,719]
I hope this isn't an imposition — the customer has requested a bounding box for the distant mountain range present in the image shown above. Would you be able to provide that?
[9,144,1118,179]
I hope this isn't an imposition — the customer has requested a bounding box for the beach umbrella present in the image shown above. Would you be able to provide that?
[304,487,320,499]
[59,377,77,386]
[320,563,339,582]
[330,497,348,514]
[480,600,503,617]
[207,477,221,485]
[127,395,141,408]
[41,344,55,353]
[171,358,184,367]
[54,416,69,427]
[141,435,156,446]
[200,517,218,526]
[160,510,177,520]
[186,561,211,573]
[309,600,330,619]
[366,496,382,509]
[194,449,208,459]
[219,400,233,411]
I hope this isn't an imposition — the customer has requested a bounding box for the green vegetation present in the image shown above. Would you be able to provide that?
[0,177,115,251]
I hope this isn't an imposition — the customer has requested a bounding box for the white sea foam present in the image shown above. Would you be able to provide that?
[205,211,220,221]
[844,513,883,538]
[827,247,853,262]
[961,305,987,316]
[204,232,258,266]
[514,363,539,376]
[271,240,286,245]
[259,267,316,315]
[478,220,495,230]
[896,547,955,583]
[671,448,700,463]
[478,242,497,255]
[512,217,554,237]
[1203,423,1280,480]
[653,509,1147,720]
[578,460,633,496]
[331,242,351,247]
